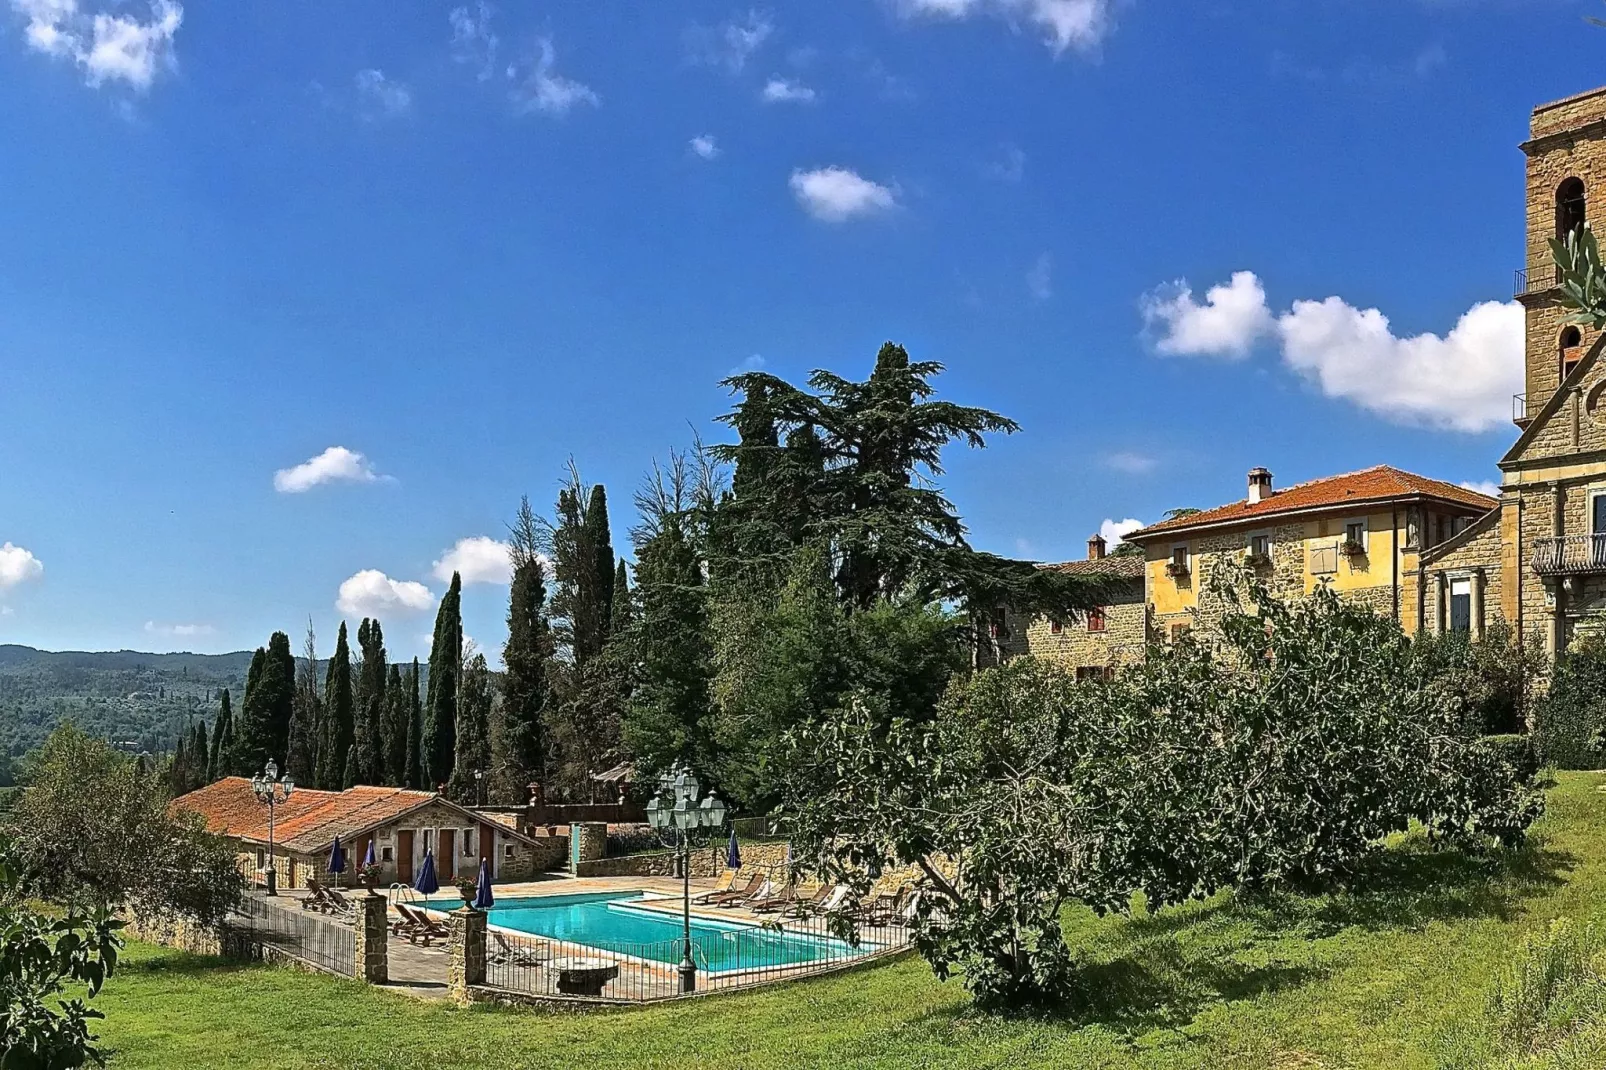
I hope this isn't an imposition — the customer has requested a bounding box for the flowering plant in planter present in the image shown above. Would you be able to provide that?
[454,877,477,903]
[356,862,383,890]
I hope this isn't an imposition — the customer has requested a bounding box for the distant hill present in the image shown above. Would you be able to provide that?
[0,644,255,762]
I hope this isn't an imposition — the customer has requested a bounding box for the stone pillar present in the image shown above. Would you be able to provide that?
[352,892,388,984]
[1472,568,1487,641]
[447,908,487,1005]
[576,822,608,863]
[1433,572,1447,635]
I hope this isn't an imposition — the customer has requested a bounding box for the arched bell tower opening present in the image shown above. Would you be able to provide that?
[1561,325,1583,381]
[1557,177,1587,240]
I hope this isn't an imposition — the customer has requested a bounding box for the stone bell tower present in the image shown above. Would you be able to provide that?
[1516,87,1606,418]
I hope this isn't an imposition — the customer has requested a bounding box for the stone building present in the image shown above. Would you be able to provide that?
[980,533,1149,676]
[1421,85,1606,653]
[1126,466,1495,640]
[172,778,562,891]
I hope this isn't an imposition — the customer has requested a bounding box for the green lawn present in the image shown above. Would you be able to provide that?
[97,772,1606,1070]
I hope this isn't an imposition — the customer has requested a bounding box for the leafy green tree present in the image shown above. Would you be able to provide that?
[0,844,123,1070]
[7,725,244,925]
[208,689,233,783]
[424,574,462,791]
[286,621,321,787]
[383,663,408,787]
[354,618,387,786]
[787,571,1542,1009]
[318,623,354,790]
[496,498,552,804]
[404,659,423,790]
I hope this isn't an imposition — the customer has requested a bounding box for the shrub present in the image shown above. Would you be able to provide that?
[1533,637,1606,770]
[1414,621,1545,737]
[1479,734,1541,785]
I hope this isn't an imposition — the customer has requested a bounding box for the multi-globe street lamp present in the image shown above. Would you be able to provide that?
[645,769,727,993]
[250,760,295,896]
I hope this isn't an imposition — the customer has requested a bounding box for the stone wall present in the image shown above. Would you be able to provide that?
[1019,597,1147,671]
[572,839,792,880]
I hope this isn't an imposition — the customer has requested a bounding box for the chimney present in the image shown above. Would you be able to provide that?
[1087,533,1107,560]
[1247,467,1273,505]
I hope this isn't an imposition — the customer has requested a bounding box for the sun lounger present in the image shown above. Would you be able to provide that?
[301,877,334,912]
[324,888,358,918]
[782,883,836,919]
[491,931,551,968]
[394,903,448,946]
[691,869,739,904]
[749,882,798,914]
[705,872,764,907]
[858,889,908,927]
[719,878,772,909]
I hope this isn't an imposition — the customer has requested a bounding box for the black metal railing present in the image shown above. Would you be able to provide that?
[1516,267,1561,297]
[482,905,912,1002]
[1514,393,1531,424]
[1533,535,1606,575]
[229,893,355,977]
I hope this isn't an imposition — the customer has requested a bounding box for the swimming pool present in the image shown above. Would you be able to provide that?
[443,891,861,971]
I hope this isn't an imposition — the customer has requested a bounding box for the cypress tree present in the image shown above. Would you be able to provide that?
[452,653,493,802]
[355,618,387,786]
[342,744,358,789]
[611,558,632,632]
[383,663,408,786]
[498,501,553,805]
[586,484,616,644]
[237,649,265,774]
[264,632,296,767]
[170,734,189,797]
[423,573,462,791]
[192,720,210,792]
[210,688,234,782]
[319,622,355,790]
[287,621,321,787]
[404,658,423,790]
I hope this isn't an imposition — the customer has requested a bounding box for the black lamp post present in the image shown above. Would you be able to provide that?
[250,760,295,896]
[646,769,727,994]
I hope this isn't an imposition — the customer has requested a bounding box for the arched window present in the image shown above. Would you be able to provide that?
[1562,325,1583,380]
[1557,178,1587,239]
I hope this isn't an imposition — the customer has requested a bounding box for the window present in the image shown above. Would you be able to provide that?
[505,843,515,860]
[1593,491,1606,535]
[462,828,475,856]
[1450,578,1472,634]
[1087,607,1106,633]
[1167,545,1189,576]
[1562,326,1584,380]
[1344,521,1366,553]
[987,606,1006,640]
[381,846,394,862]
[1248,533,1270,560]
[1075,666,1110,682]
[422,829,435,853]
[1450,516,1471,538]
[1049,619,1063,635]
[1558,177,1587,240]
[256,849,265,870]
[1168,622,1191,642]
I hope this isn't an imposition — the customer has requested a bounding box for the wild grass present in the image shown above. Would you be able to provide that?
[94,772,1606,1070]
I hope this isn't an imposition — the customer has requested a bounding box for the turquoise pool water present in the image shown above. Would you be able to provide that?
[444,891,857,971]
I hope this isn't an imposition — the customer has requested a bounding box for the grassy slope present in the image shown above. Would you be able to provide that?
[97,772,1606,1070]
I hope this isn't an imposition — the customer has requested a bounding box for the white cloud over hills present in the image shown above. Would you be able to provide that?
[0,543,43,589]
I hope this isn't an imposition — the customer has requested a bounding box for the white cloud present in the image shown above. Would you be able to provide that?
[1278,296,1522,433]
[687,10,773,73]
[1026,252,1052,301]
[507,37,598,116]
[336,570,435,618]
[1099,518,1145,548]
[984,143,1026,182]
[790,166,898,223]
[448,1,498,80]
[432,536,512,586]
[354,68,411,118]
[1140,269,1524,433]
[11,0,182,90]
[1102,451,1156,475]
[273,446,383,493]
[0,543,43,589]
[1141,271,1277,359]
[144,620,214,638]
[761,76,815,103]
[896,0,1114,56]
[1460,480,1501,499]
[689,134,721,159]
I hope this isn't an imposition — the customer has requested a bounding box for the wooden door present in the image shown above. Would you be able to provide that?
[397,830,414,884]
[440,828,456,881]
[480,822,496,879]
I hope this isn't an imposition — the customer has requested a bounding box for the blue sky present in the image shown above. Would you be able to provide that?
[0,0,1596,660]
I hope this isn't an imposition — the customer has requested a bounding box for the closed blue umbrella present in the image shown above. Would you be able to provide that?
[472,858,494,911]
[362,839,376,868]
[327,836,346,886]
[726,827,741,870]
[414,849,439,895]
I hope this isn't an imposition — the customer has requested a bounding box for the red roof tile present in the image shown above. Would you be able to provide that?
[171,777,531,854]
[1038,556,1145,580]
[1128,466,1497,540]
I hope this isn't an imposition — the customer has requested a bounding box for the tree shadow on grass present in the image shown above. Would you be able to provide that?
[915,835,1575,1037]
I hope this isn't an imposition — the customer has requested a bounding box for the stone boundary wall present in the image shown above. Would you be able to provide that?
[120,899,368,982]
[572,839,792,879]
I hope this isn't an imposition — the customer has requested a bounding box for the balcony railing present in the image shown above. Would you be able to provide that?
[1515,267,1561,297]
[1533,535,1606,575]
[1514,393,1531,426]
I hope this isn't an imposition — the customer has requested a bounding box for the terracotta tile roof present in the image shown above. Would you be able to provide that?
[1128,466,1498,541]
[1038,556,1146,580]
[171,777,533,854]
